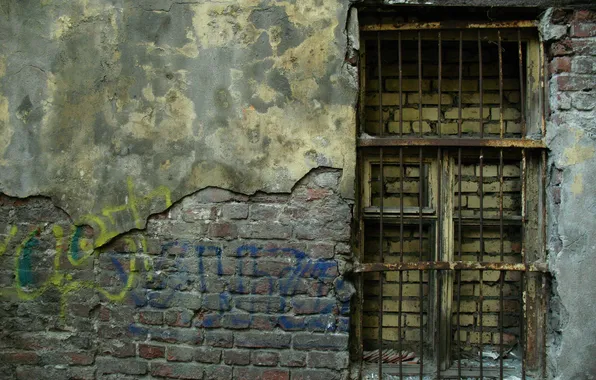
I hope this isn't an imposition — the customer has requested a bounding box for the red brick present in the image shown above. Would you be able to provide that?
[0,351,39,364]
[307,188,331,201]
[551,39,573,56]
[150,362,203,379]
[139,311,164,325]
[550,57,571,74]
[556,75,596,91]
[234,367,289,380]
[67,352,95,365]
[573,10,596,22]
[139,344,165,359]
[570,21,596,38]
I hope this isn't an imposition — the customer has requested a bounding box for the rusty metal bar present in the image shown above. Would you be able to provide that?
[418,146,424,378]
[360,20,537,32]
[499,149,505,380]
[479,147,485,379]
[458,31,463,138]
[498,31,505,139]
[399,147,404,379]
[518,29,527,137]
[376,32,384,379]
[354,261,549,273]
[479,30,484,139]
[357,137,546,148]
[418,32,423,137]
[399,32,403,137]
[438,32,442,138]
[437,147,442,380]
[457,147,462,379]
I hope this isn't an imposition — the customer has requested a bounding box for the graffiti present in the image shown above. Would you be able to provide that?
[0,178,172,317]
[0,177,342,321]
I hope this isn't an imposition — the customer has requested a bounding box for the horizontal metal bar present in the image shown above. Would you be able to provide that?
[354,260,549,273]
[361,20,536,32]
[358,137,546,149]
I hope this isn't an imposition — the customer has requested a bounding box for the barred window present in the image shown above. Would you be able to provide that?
[354,9,549,380]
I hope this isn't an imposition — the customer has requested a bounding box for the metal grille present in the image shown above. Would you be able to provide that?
[356,22,548,380]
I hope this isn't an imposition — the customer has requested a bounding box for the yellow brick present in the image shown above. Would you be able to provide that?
[379,64,419,77]
[395,108,439,121]
[484,79,520,90]
[362,327,400,341]
[405,314,423,327]
[468,331,493,344]
[483,179,521,192]
[460,93,502,104]
[403,270,429,283]
[506,91,521,103]
[407,93,453,105]
[404,329,422,342]
[386,79,431,92]
[367,79,379,92]
[367,283,425,297]
[491,107,521,121]
[365,107,390,122]
[366,93,406,106]
[372,196,418,208]
[364,122,382,135]
[507,122,522,134]
[445,107,490,120]
[387,121,407,134]
[481,165,498,177]
[423,64,461,77]
[436,79,478,92]
[503,165,520,177]
[467,195,499,209]
[453,314,475,326]
[383,300,422,313]
[460,165,476,176]
[441,123,460,135]
[457,180,479,193]
[410,121,432,134]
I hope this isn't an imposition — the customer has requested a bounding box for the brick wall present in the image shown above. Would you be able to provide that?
[0,169,354,379]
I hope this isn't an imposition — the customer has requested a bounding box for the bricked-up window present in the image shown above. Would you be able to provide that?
[354,15,549,380]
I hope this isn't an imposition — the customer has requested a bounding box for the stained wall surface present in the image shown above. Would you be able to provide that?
[0,1,595,380]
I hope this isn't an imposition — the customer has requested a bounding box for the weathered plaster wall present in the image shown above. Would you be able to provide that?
[0,0,358,245]
[541,9,596,380]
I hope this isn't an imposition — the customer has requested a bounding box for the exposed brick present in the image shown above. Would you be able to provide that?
[280,350,306,367]
[307,351,349,369]
[139,310,164,325]
[223,349,250,365]
[139,344,166,359]
[165,310,193,327]
[222,203,249,219]
[194,347,222,364]
[557,75,596,91]
[550,39,573,56]
[290,369,342,380]
[235,295,287,313]
[235,332,292,349]
[0,351,39,365]
[293,333,349,351]
[99,340,136,358]
[252,351,280,366]
[151,362,204,379]
[222,313,251,329]
[204,330,234,348]
[250,314,278,330]
[279,315,306,331]
[167,346,195,362]
[204,365,232,380]
[66,351,95,366]
[96,357,148,376]
[570,21,596,38]
[550,56,571,74]
[291,297,338,315]
[234,367,290,380]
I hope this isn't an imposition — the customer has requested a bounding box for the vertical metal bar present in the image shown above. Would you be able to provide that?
[438,32,442,137]
[458,31,463,138]
[457,148,462,379]
[499,148,505,380]
[479,148,484,379]
[478,30,484,138]
[418,31,423,137]
[399,147,404,379]
[540,41,547,137]
[521,149,527,380]
[417,31,424,379]
[457,33,463,376]
[376,32,384,379]
[498,31,504,139]
[399,32,403,137]
[437,147,442,380]
[518,29,526,137]
[419,147,424,379]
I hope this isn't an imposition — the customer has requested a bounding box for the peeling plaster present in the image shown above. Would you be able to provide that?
[0,0,357,245]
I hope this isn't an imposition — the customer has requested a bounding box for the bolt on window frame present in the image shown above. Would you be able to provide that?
[353,18,549,380]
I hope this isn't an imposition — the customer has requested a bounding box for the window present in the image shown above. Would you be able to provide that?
[354,10,549,379]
